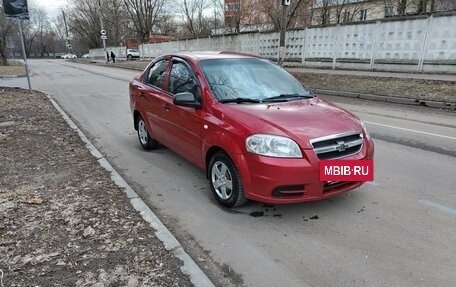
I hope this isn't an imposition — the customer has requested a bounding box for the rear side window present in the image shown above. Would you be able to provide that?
[146,59,169,88]
[168,61,199,95]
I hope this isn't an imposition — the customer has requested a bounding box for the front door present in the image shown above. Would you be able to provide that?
[161,59,204,167]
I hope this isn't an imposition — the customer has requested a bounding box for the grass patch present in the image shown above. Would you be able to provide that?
[0,62,26,76]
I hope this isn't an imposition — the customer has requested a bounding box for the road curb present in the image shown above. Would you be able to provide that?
[46,94,215,287]
[0,74,27,79]
[313,88,456,110]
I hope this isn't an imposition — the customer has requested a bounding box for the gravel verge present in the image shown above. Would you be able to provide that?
[0,87,194,286]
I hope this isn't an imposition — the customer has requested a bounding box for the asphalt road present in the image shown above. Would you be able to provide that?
[2,59,455,287]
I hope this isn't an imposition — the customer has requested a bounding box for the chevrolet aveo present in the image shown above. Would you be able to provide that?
[129,52,374,208]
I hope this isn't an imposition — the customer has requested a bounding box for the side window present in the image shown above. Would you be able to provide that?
[146,59,169,88]
[168,62,198,95]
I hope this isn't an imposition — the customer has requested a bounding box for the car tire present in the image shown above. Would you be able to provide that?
[137,116,159,150]
[127,54,132,60]
[209,152,247,208]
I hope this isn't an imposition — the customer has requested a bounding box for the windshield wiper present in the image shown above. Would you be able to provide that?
[218,97,262,104]
[262,93,313,102]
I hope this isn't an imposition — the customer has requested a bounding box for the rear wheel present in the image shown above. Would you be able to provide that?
[209,152,247,208]
[137,116,159,150]
[127,54,132,60]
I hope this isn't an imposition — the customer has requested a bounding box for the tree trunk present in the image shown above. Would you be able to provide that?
[417,0,428,14]
[0,46,7,65]
[397,0,408,16]
[430,0,435,12]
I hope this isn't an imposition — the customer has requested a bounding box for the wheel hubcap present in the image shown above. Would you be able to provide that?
[211,161,233,200]
[138,120,148,145]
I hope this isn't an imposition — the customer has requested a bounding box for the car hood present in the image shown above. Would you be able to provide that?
[219,97,363,149]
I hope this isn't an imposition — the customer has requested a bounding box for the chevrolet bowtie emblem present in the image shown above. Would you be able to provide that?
[336,140,349,152]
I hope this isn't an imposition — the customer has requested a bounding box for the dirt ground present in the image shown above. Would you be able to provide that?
[0,87,192,286]
[76,58,456,103]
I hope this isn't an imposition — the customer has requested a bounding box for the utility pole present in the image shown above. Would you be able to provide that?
[98,0,108,62]
[278,0,290,66]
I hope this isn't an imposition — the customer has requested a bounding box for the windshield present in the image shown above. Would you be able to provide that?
[199,58,312,102]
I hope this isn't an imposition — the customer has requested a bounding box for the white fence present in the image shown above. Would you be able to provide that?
[90,46,126,59]
[89,13,456,73]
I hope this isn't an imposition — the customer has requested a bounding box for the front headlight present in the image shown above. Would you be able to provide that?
[246,134,302,158]
[360,121,371,140]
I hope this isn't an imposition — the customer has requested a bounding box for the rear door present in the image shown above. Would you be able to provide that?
[140,58,171,144]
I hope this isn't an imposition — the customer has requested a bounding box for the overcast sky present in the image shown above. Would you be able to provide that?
[33,0,66,19]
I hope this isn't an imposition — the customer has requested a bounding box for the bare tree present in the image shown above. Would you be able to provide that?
[64,0,130,50]
[0,8,16,65]
[34,7,51,56]
[330,0,349,23]
[178,0,213,37]
[20,6,50,56]
[155,13,179,35]
[52,14,67,41]
[103,0,130,45]
[317,0,332,25]
[223,0,257,33]
[65,0,104,49]
[123,0,167,43]
[397,0,409,15]
[258,0,311,30]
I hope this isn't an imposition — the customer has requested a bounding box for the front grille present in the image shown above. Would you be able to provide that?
[311,132,363,160]
[323,181,358,193]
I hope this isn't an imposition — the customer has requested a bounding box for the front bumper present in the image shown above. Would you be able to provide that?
[235,139,374,204]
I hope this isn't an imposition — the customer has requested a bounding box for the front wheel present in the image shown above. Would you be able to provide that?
[209,152,247,208]
[137,116,159,150]
[127,54,132,60]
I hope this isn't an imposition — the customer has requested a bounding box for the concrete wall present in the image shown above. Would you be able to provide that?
[89,46,127,60]
[89,13,456,73]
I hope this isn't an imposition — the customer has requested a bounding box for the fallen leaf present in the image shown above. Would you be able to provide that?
[24,196,44,205]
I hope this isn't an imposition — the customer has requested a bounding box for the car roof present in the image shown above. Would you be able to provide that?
[169,51,263,61]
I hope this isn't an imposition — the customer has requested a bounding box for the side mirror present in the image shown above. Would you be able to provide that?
[173,92,201,109]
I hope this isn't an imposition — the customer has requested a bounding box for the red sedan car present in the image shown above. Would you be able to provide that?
[129,52,374,207]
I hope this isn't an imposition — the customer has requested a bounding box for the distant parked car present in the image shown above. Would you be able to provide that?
[82,53,91,59]
[62,54,77,59]
[127,48,140,60]
[129,51,375,208]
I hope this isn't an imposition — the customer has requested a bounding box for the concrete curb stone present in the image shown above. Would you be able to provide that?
[315,88,455,110]
[0,74,27,79]
[384,97,420,105]
[358,93,387,102]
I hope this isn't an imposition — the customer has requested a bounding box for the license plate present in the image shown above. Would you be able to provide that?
[320,160,374,181]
